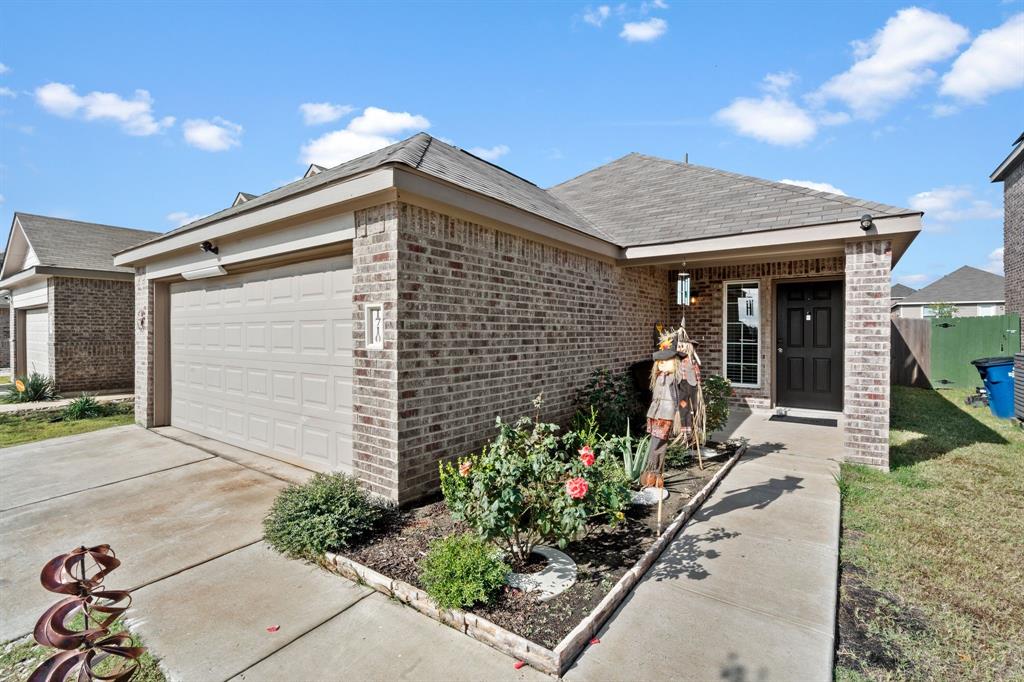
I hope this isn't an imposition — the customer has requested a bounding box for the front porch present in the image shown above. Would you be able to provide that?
[642,239,893,468]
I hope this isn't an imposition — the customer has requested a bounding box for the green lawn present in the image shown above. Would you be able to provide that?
[0,616,164,682]
[0,409,134,448]
[836,387,1024,681]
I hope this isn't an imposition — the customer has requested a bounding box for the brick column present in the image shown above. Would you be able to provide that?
[7,306,15,375]
[352,203,400,500]
[134,269,157,427]
[844,240,892,468]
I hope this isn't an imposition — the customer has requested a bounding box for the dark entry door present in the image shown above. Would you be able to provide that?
[775,281,844,411]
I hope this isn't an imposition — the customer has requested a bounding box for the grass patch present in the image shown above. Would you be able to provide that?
[0,404,134,448]
[0,616,164,682]
[0,376,9,385]
[836,386,1024,681]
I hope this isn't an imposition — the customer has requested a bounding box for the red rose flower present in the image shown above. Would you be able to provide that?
[578,445,595,467]
[566,477,589,500]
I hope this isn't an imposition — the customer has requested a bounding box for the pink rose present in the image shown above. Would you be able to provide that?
[566,477,589,500]
[459,461,472,477]
[578,445,595,467]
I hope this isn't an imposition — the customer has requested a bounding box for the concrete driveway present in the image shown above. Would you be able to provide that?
[0,426,542,682]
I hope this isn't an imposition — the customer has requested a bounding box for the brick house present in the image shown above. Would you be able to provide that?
[890,266,1005,319]
[116,134,922,502]
[0,214,161,392]
[991,131,1023,420]
[0,251,9,369]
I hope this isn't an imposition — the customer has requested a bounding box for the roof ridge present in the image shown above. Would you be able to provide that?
[630,153,914,215]
[15,212,160,235]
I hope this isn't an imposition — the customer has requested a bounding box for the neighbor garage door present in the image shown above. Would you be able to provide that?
[169,255,354,473]
[24,308,50,375]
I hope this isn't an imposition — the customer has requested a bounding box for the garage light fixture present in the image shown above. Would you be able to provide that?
[200,240,219,254]
[859,214,874,231]
[181,264,228,280]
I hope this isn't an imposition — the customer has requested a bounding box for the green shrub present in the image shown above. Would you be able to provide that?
[419,533,510,610]
[573,368,640,437]
[440,415,631,565]
[62,395,105,421]
[702,374,732,438]
[3,373,57,403]
[263,473,392,559]
[603,422,650,485]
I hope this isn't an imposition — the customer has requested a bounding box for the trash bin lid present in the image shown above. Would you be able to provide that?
[970,356,1014,367]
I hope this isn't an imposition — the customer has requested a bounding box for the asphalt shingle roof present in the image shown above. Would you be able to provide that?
[14,213,161,274]
[891,283,916,299]
[132,133,605,251]
[899,266,1005,304]
[548,153,915,247]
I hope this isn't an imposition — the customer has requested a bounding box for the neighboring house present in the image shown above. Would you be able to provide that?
[115,133,922,502]
[991,131,1023,421]
[891,283,915,304]
[0,214,161,392]
[891,266,1005,319]
[0,251,9,370]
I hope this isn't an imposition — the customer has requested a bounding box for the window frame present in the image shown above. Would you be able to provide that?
[722,280,762,389]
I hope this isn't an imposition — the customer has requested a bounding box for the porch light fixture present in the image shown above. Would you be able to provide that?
[859,214,874,231]
[181,264,228,280]
[200,240,219,255]
[676,271,691,306]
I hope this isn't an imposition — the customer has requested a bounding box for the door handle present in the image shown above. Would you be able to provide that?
[777,347,783,354]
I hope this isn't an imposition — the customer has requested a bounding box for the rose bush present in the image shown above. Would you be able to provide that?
[439,415,631,566]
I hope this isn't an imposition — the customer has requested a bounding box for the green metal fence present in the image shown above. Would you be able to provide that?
[929,314,1021,388]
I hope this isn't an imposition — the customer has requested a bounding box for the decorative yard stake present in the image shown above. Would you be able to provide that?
[29,545,145,682]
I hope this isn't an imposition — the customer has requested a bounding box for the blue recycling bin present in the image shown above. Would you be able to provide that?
[971,357,1015,419]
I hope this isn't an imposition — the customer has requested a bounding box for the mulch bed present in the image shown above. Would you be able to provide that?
[345,444,733,649]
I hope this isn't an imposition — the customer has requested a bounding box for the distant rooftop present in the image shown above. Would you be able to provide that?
[898,266,1004,305]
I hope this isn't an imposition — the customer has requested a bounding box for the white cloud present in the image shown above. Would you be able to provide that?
[940,13,1024,102]
[0,194,5,204]
[762,71,798,94]
[896,273,931,286]
[779,179,846,195]
[0,87,14,98]
[299,102,354,126]
[909,185,1002,232]
[0,63,8,74]
[620,17,667,42]
[35,82,175,136]
[818,110,851,126]
[715,94,817,146]
[300,106,430,167]
[166,211,202,227]
[641,0,669,10]
[812,7,969,118]
[183,117,243,152]
[583,5,611,27]
[467,144,510,161]
[984,247,1005,275]
[931,103,959,117]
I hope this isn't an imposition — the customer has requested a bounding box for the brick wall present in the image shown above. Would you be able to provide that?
[667,258,845,410]
[134,271,157,426]
[392,202,668,503]
[352,203,401,499]
[1004,161,1023,336]
[843,240,892,468]
[51,276,135,392]
[0,306,9,368]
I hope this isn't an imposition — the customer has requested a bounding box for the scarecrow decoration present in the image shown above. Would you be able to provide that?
[644,323,708,530]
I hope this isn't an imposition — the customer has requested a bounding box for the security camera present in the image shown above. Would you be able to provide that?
[200,241,219,255]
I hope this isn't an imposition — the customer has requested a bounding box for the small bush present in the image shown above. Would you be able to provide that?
[62,395,105,421]
[419,533,510,610]
[603,422,650,485]
[702,374,732,438]
[3,373,57,403]
[263,473,391,560]
[573,368,640,436]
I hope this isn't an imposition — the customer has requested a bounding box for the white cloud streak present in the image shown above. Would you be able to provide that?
[182,117,243,151]
[940,13,1024,102]
[715,94,817,146]
[909,185,1002,233]
[166,211,203,227]
[299,102,355,126]
[984,247,1004,275]
[620,17,667,42]
[300,106,430,167]
[583,5,611,27]
[35,82,175,136]
[467,145,510,161]
[779,179,846,196]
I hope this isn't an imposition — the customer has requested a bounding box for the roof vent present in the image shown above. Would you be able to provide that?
[232,192,257,207]
[304,164,327,179]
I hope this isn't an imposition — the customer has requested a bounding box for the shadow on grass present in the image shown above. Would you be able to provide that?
[889,387,1007,469]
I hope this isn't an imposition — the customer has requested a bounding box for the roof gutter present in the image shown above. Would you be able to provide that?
[0,265,136,289]
[990,139,1024,182]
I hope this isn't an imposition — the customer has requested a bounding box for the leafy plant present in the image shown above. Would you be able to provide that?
[3,372,57,403]
[264,473,392,559]
[573,368,640,437]
[603,422,650,485]
[929,302,958,320]
[702,374,732,439]
[440,415,631,565]
[62,395,105,421]
[419,533,510,609]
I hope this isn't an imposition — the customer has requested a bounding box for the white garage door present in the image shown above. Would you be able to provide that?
[169,255,354,473]
[24,308,50,376]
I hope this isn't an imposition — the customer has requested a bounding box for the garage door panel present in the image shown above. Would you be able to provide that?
[170,255,353,474]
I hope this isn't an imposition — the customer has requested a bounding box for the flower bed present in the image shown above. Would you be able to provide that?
[326,441,745,675]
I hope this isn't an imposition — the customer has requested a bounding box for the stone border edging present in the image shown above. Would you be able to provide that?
[325,443,747,677]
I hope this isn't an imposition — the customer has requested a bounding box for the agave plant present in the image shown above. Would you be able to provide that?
[3,372,57,403]
[604,422,650,485]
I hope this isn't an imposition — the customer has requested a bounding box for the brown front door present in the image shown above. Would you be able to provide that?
[775,281,844,411]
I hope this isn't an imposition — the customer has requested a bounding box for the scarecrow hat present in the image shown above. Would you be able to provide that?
[653,347,678,361]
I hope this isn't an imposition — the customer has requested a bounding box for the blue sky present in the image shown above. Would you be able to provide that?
[1,1,1021,287]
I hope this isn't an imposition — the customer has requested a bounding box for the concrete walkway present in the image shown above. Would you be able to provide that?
[565,409,842,681]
